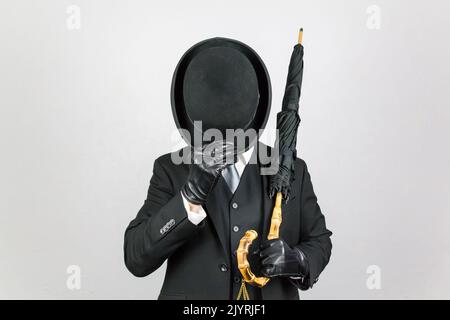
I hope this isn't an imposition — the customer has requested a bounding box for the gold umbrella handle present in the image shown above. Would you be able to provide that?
[237,230,270,288]
[236,192,283,289]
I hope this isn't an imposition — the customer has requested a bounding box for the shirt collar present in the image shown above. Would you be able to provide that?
[234,146,254,177]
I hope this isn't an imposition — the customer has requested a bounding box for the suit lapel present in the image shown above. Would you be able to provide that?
[204,178,230,261]
[260,163,276,241]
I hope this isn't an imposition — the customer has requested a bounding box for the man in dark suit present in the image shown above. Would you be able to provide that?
[123,141,332,300]
[123,37,332,300]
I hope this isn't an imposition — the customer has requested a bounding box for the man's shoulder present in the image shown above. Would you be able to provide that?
[154,146,190,171]
[257,141,307,169]
[294,157,307,169]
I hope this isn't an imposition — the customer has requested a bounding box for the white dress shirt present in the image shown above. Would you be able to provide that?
[181,146,254,225]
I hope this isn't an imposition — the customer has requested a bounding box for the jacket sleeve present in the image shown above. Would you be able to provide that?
[123,157,204,277]
[294,161,332,289]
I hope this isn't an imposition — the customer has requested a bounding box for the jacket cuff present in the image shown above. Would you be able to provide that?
[181,191,207,225]
[147,193,204,243]
[292,247,318,290]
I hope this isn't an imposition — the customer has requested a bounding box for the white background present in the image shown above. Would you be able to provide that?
[0,0,449,299]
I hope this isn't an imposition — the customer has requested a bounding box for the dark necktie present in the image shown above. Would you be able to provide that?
[222,163,240,194]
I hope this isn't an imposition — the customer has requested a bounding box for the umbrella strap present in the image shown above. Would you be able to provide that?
[236,280,250,300]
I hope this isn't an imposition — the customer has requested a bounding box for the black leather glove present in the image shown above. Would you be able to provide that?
[259,238,309,279]
[181,141,236,205]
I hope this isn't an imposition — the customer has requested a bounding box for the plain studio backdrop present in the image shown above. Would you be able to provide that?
[1,0,449,299]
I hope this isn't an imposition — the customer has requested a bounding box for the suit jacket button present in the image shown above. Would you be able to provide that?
[219,264,228,272]
[234,276,241,283]
[232,202,238,209]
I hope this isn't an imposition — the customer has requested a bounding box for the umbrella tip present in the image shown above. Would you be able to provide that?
[298,28,303,44]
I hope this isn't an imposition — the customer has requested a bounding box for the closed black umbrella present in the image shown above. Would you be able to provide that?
[269,29,304,200]
[236,30,306,299]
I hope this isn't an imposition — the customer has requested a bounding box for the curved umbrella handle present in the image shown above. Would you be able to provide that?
[237,230,270,288]
[236,192,283,288]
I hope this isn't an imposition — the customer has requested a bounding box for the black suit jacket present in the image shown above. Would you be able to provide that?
[124,143,332,299]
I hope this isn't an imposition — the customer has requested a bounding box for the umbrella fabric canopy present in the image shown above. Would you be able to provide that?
[269,42,304,200]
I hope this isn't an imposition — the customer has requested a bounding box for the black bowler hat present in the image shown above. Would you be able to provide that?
[171,37,271,152]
